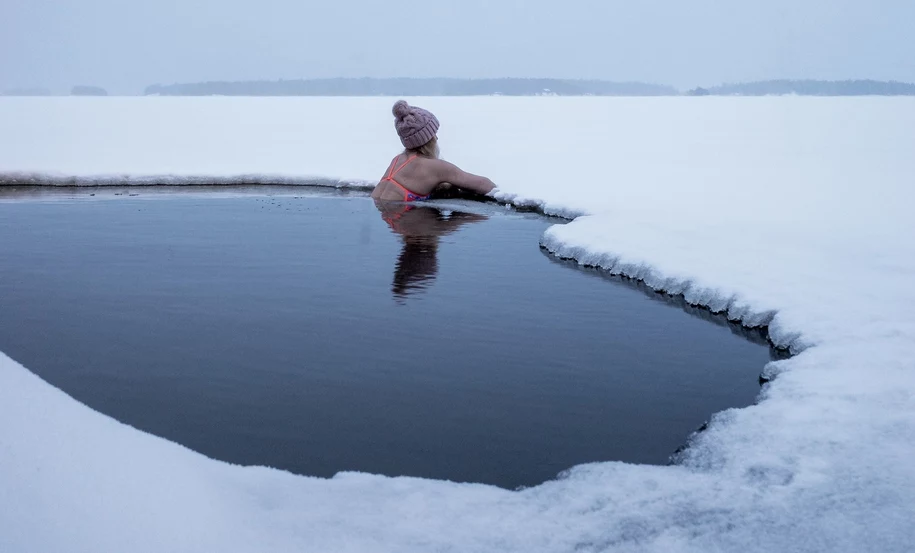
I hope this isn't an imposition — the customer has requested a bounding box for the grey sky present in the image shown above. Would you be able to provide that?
[2,0,913,94]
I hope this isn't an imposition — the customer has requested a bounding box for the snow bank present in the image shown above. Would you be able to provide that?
[2,96,915,552]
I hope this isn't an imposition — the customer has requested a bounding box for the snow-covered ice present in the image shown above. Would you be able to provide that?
[2,97,915,552]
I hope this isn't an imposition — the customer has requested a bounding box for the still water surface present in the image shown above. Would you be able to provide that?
[0,188,773,488]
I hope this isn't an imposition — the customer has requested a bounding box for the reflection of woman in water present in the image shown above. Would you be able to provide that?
[376,203,487,300]
[371,100,496,202]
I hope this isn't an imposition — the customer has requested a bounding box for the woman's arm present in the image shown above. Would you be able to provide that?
[434,160,496,195]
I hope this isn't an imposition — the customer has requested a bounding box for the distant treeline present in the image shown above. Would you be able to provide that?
[143,78,677,96]
[688,79,915,96]
[4,78,914,97]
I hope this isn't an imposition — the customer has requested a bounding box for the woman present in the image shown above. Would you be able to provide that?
[371,100,496,202]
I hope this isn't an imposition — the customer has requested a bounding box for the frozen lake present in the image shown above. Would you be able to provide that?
[2,97,913,552]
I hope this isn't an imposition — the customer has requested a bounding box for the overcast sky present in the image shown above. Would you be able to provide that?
[2,0,913,94]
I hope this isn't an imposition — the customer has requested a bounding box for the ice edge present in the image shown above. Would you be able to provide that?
[538,234,797,349]
[0,172,376,189]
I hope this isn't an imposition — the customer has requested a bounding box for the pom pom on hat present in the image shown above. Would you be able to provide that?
[392,100,411,119]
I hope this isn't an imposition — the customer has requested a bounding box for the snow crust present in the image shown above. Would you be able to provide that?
[2,96,915,552]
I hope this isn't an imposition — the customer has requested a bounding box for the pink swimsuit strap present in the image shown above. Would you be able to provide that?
[381,155,430,202]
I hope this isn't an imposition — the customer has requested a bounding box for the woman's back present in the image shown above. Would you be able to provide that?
[371,154,444,202]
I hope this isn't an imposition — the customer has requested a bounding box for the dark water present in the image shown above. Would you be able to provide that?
[0,188,774,489]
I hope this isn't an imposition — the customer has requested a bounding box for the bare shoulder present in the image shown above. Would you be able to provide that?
[420,158,471,182]
[414,157,457,179]
[420,158,495,195]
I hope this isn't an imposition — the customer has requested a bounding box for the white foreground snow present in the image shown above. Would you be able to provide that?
[1,97,915,552]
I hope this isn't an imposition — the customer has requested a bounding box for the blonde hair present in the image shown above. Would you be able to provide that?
[406,136,439,159]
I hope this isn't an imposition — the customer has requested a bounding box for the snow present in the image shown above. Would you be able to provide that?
[2,96,915,552]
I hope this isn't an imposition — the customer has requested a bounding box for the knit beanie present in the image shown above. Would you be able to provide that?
[392,100,439,149]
